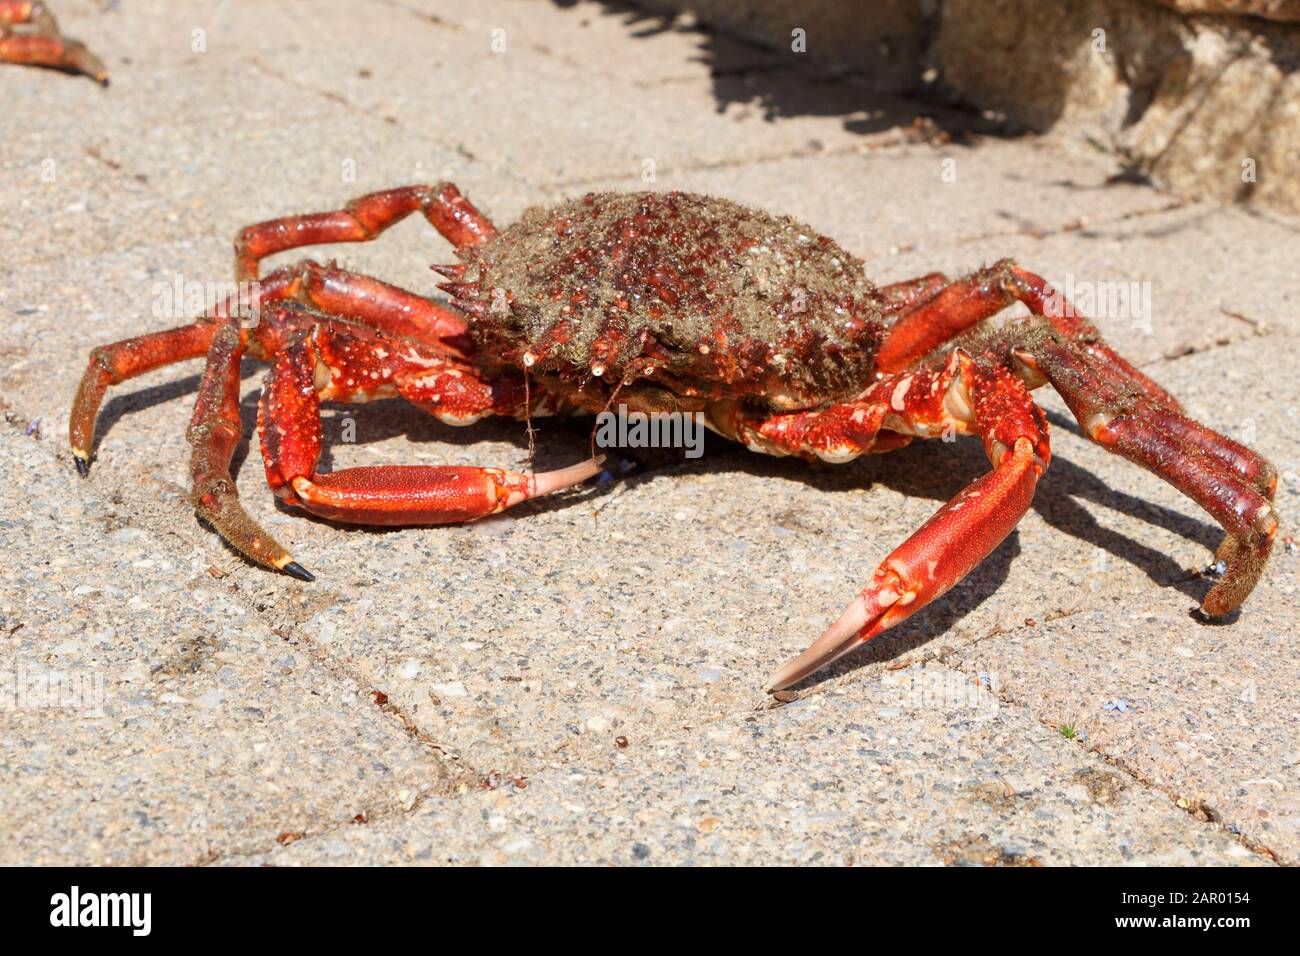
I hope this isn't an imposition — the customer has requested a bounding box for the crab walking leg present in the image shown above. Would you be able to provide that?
[180,306,486,574]
[69,321,219,474]
[67,269,313,473]
[877,272,949,313]
[282,260,473,357]
[876,259,1183,413]
[234,184,496,282]
[1005,264,1183,413]
[186,322,309,578]
[257,323,599,533]
[1018,335,1278,616]
[69,263,476,473]
[1138,408,1277,498]
[767,358,1051,692]
[0,1,107,82]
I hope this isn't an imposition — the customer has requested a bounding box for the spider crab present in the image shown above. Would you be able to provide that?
[70,185,1279,690]
[0,2,106,83]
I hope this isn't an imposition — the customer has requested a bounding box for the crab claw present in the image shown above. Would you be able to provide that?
[768,438,1042,692]
[766,568,909,692]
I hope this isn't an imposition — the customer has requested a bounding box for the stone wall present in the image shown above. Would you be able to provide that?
[934,0,1300,213]
[631,0,1300,214]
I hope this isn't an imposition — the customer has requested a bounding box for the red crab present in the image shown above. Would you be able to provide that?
[0,1,105,82]
[70,185,1279,691]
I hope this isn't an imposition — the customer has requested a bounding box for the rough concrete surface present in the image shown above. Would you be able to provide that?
[1,0,1295,866]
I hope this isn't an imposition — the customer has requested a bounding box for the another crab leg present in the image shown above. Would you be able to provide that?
[876,262,1277,501]
[70,321,220,475]
[256,322,598,536]
[768,356,1051,691]
[282,260,473,357]
[1015,335,1277,616]
[187,320,309,577]
[68,269,309,473]
[186,302,397,577]
[69,263,472,473]
[876,259,1182,413]
[1137,409,1277,498]
[877,272,949,313]
[181,303,580,578]
[234,184,496,282]
[0,1,106,83]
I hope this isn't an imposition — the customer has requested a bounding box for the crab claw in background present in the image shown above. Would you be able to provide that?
[768,438,1042,692]
[0,1,109,84]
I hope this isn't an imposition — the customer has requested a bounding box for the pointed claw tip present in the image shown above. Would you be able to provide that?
[282,561,315,582]
[73,455,90,477]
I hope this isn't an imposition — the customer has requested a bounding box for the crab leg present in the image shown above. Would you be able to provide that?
[186,320,310,576]
[257,321,597,537]
[182,305,589,577]
[1015,333,1278,616]
[876,259,1182,413]
[234,183,496,282]
[282,260,473,357]
[69,263,471,473]
[768,355,1050,691]
[70,320,220,474]
[877,272,949,313]
[0,1,106,82]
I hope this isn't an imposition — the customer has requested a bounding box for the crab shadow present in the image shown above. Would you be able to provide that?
[89,371,204,462]
[224,379,1229,682]
[94,364,1229,659]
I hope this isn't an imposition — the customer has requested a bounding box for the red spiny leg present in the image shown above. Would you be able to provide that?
[70,321,219,474]
[187,320,313,577]
[877,271,949,314]
[767,353,1051,691]
[234,184,496,282]
[0,1,106,83]
[1004,265,1183,413]
[181,303,453,576]
[284,260,473,357]
[69,259,477,474]
[256,322,598,540]
[1014,331,1277,617]
[186,302,376,578]
[875,259,1183,413]
[68,269,313,473]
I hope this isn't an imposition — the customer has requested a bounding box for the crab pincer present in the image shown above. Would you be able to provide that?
[768,438,1043,691]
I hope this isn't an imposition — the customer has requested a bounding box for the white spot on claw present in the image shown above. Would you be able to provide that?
[890,376,913,411]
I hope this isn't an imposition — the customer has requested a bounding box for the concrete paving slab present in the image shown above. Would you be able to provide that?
[0,428,457,865]
[249,0,929,188]
[238,669,1264,865]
